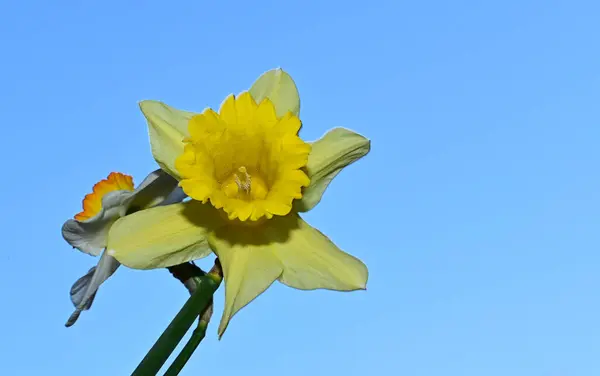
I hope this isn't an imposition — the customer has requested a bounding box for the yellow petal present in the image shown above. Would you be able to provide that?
[249,68,300,117]
[139,100,197,180]
[208,226,283,338]
[106,201,220,269]
[176,92,310,222]
[208,214,367,337]
[276,215,368,291]
[294,128,371,212]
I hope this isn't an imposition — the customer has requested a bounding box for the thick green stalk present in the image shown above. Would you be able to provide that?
[131,261,222,376]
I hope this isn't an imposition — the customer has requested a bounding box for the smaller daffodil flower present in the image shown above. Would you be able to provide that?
[62,170,189,326]
[105,69,370,337]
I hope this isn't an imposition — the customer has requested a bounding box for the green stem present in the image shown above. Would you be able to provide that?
[131,262,222,376]
[163,275,218,376]
[163,319,208,376]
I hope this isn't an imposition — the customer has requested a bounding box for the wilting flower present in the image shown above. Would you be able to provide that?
[62,170,186,326]
[105,69,370,336]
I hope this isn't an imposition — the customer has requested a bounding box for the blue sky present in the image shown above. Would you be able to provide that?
[1,0,600,375]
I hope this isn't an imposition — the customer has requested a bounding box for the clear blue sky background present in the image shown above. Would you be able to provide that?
[1,0,599,375]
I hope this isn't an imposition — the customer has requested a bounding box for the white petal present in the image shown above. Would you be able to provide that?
[62,169,181,256]
[70,266,97,310]
[127,169,180,211]
[156,186,187,207]
[62,190,135,256]
[65,250,121,327]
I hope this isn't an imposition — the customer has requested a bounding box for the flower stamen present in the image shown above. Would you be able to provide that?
[234,166,252,194]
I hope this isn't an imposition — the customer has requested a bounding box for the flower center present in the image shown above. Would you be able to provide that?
[175,92,311,222]
[222,166,268,201]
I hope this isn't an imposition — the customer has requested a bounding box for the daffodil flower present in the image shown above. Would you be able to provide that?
[105,69,371,336]
[62,170,187,326]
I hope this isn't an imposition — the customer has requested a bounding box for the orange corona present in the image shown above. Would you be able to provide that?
[74,172,134,221]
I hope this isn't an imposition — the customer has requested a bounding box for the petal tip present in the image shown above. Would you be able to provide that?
[138,99,160,113]
[65,309,82,327]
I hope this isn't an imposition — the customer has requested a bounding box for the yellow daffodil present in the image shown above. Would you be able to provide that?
[106,69,371,336]
[62,170,187,326]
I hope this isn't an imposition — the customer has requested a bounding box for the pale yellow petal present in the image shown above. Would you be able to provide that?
[106,201,221,269]
[249,68,300,117]
[139,100,197,180]
[208,226,283,338]
[294,128,370,212]
[208,214,367,337]
[275,215,368,291]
